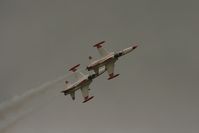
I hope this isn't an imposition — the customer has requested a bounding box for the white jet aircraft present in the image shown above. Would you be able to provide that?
[86,41,138,80]
[61,64,105,103]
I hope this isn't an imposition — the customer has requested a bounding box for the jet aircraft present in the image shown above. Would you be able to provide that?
[61,64,106,103]
[86,41,138,80]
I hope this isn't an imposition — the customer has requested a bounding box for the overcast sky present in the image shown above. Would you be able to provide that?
[0,0,199,133]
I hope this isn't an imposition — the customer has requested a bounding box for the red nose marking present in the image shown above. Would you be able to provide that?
[132,45,138,49]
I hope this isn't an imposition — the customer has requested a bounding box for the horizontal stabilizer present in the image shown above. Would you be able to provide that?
[61,90,75,100]
[61,90,69,95]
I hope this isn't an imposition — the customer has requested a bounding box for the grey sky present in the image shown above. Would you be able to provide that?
[0,0,199,133]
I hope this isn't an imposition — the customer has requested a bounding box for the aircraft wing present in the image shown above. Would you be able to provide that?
[81,85,94,103]
[106,62,120,80]
[106,62,115,76]
[69,64,85,80]
[74,71,85,80]
[93,41,109,57]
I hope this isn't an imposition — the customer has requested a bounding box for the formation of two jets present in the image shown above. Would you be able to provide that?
[61,41,138,103]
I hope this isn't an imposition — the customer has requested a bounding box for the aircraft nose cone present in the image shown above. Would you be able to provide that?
[132,45,138,49]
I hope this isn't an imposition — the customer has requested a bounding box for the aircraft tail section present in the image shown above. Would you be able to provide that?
[70,92,75,100]
[61,89,75,100]
[61,80,76,100]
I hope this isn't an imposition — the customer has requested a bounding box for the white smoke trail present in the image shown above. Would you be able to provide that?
[0,74,69,132]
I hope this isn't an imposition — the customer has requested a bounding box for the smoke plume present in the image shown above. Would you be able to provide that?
[0,75,68,132]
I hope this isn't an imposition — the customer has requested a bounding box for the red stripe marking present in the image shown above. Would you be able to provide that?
[84,96,89,100]
[69,64,80,72]
[93,41,105,48]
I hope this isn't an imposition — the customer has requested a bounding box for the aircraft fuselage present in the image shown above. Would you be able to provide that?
[66,77,91,92]
[87,52,117,71]
[87,45,138,72]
